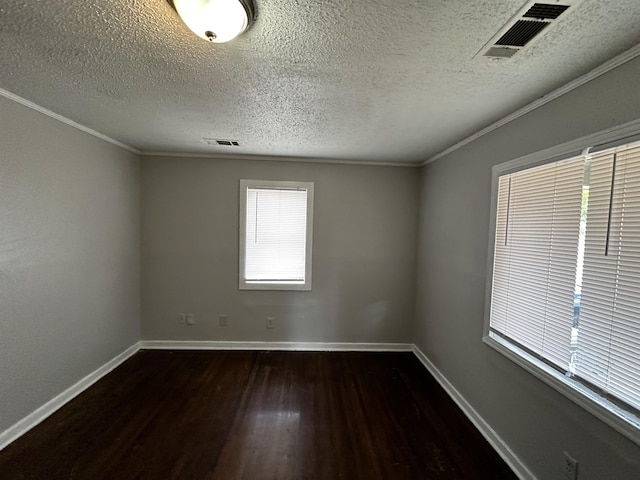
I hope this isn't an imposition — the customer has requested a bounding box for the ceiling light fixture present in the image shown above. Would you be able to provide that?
[173,0,255,43]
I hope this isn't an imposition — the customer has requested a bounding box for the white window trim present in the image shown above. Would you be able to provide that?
[238,179,314,291]
[482,117,640,447]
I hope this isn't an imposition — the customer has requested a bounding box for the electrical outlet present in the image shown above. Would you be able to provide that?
[219,315,228,326]
[563,452,578,480]
[186,313,195,326]
[266,317,275,329]
[178,313,186,324]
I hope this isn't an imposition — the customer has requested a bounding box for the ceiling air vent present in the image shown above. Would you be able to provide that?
[479,1,576,59]
[523,3,569,19]
[495,20,549,47]
[202,138,240,146]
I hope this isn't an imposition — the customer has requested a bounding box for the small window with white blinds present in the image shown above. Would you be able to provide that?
[486,138,640,442]
[239,180,314,291]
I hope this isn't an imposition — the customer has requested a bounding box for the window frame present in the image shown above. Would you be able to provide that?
[238,179,314,291]
[482,119,640,447]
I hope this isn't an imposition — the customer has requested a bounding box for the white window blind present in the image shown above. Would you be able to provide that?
[488,138,640,429]
[245,187,307,282]
[239,180,314,291]
[490,156,584,370]
[576,143,640,411]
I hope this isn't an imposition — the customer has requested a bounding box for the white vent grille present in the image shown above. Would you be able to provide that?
[202,138,240,146]
[478,1,577,59]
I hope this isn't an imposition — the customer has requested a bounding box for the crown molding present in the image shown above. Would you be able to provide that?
[0,86,414,167]
[422,42,640,166]
[0,87,141,155]
[140,151,420,168]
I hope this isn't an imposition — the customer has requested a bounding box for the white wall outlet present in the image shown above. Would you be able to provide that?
[563,451,578,480]
[186,313,195,326]
[178,313,186,324]
[219,315,228,326]
[266,317,275,329]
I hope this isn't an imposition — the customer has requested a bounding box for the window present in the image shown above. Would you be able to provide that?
[239,180,314,291]
[485,137,640,444]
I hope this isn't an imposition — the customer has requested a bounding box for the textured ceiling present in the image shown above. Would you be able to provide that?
[1,0,640,164]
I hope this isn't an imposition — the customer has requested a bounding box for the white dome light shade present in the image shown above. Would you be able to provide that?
[173,0,252,43]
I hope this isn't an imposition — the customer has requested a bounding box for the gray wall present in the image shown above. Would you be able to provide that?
[141,156,418,343]
[0,96,141,433]
[414,58,640,478]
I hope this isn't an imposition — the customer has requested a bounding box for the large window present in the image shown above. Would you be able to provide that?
[239,180,314,291]
[485,137,640,444]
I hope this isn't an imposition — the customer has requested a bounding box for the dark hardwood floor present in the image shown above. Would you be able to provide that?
[0,350,516,479]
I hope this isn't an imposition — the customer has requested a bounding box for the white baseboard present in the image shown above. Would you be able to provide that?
[1,338,529,480]
[0,342,141,451]
[140,340,413,352]
[411,345,535,480]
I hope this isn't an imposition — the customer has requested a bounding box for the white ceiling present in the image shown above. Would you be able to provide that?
[2,0,640,165]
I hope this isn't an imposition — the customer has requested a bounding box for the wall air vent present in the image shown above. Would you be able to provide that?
[478,1,577,59]
[202,138,240,146]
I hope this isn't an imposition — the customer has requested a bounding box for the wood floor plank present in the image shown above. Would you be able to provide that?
[0,351,516,479]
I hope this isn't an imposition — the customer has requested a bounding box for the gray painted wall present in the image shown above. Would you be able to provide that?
[0,96,141,433]
[141,156,418,343]
[414,57,640,478]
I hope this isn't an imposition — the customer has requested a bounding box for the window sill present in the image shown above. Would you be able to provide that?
[483,332,640,447]
[239,281,312,291]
